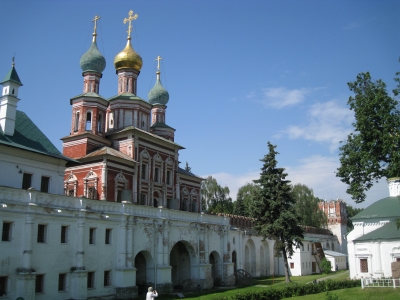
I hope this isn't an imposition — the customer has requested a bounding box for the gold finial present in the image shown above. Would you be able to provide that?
[123,10,138,39]
[92,15,101,42]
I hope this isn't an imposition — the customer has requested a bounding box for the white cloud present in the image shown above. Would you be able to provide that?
[260,87,311,108]
[283,101,353,151]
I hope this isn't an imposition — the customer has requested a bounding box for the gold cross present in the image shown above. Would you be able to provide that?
[123,10,138,38]
[92,15,101,35]
[155,56,162,71]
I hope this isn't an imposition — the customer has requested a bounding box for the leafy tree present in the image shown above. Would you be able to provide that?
[233,183,259,217]
[249,142,304,283]
[337,71,400,203]
[201,176,234,214]
[291,184,327,228]
[346,205,364,232]
[320,258,332,274]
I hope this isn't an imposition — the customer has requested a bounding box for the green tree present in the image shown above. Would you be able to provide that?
[346,205,364,232]
[320,258,332,274]
[337,71,400,203]
[233,183,259,217]
[291,184,327,228]
[201,176,234,214]
[249,142,304,283]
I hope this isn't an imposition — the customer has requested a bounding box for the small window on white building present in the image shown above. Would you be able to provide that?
[2,222,12,241]
[22,173,32,189]
[40,176,50,193]
[37,224,47,243]
[104,271,111,286]
[105,229,112,245]
[290,262,294,269]
[58,273,67,291]
[89,228,96,244]
[61,226,68,244]
[35,274,45,293]
[87,272,95,288]
[0,276,8,296]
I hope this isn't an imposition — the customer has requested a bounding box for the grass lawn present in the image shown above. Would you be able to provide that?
[288,287,400,300]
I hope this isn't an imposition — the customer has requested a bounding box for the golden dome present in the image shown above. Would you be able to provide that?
[114,38,143,71]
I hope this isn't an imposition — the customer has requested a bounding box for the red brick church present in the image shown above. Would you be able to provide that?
[61,13,202,212]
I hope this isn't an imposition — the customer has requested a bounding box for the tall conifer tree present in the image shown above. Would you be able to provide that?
[250,142,304,282]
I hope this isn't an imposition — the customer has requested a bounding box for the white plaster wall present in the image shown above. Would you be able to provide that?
[0,147,67,195]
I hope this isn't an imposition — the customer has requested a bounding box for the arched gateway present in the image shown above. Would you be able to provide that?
[170,241,198,290]
[135,251,154,295]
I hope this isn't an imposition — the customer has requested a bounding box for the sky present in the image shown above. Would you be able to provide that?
[0,0,399,209]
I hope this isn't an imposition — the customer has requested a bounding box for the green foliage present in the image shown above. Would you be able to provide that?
[346,205,364,232]
[207,279,360,300]
[320,258,332,274]
[325,290,340,300]
[201,176,234,214]
[337,71,400,203]
[249,142,304,282]
[291,184,327,228]
[233,183,259,217]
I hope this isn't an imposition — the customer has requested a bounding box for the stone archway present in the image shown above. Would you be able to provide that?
[170,241,197,290]
[135,251,154,295]
[244,239,256,276]
[153,190,161,207]
[209,251,222,286]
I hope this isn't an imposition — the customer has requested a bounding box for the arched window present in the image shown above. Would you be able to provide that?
[64,173,78,197]
[74,111,80,132]
[114,172,128,202]
[84,169,98,200]
[97,114,103,133]
[86,111,92,131]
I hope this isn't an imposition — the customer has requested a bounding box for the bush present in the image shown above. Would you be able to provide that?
[210,279,360,300]
[320,258,332,274]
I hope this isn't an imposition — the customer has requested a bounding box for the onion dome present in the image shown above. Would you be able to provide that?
[148,71,169,105]
[114,38,143,71]
[80,35,106,74]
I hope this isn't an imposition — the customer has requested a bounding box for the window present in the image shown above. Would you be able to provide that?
[37,224,47,243]
[86,112,92,131]
[89,228,96,244]
[166,170,171,185]
[0,276,7,296]
[307,243,309,251]
[22,173,32,189]
[2,222,12,241]
[116,190,122,203]
[61,226,68,243]
[97,114,103,133]
[360,259,368,273]
[302,262,304,269]
[87,272,95,288]
[35,274,44,293]
[301,244,304,251]
[141,164,147,180]
[105,229,112,244]
[58,274,66,291]
[154,167,160,182]
[103,271,111,286]
[40,176,50,193]
[74,111,80,132]
[290,262,294,269]
[87,187,96,200]
[140,193,146,205]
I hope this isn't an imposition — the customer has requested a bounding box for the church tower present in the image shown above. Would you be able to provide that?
[149,56,175,141]
[0,58,22,136]
[62,16,111,159]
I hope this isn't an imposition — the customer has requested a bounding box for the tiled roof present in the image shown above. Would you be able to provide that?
[1,65,22,85]
[108,92,148,103]
[107,126,184,149]
[351,197,400,220]
[177,167,203,179]
[150,122,176,130]
[70,92,108,101]
[0,110,72,161]
[81,146,135,162]
[323,250,347,257]
[354,221,400,241]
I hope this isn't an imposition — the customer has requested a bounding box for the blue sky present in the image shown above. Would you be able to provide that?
[1,0,399,208]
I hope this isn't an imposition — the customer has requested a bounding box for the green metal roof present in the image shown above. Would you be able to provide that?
[351,197,400,221]
[148,79,169,105]
[1,65,22,85]
[80,40,106,74]
[177,167,203,179]
[108,92,148,103]
[0,110,72,161]
[150,122,176,130]
[70,92,108,102]
[354,221,400,241]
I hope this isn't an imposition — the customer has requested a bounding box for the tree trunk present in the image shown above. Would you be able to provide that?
[281,243,291,283]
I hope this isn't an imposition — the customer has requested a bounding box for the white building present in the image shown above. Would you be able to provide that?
[347,178,400,279]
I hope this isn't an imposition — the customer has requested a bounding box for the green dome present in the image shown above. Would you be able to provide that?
[80,41,106,73]
[148,79,169,105]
